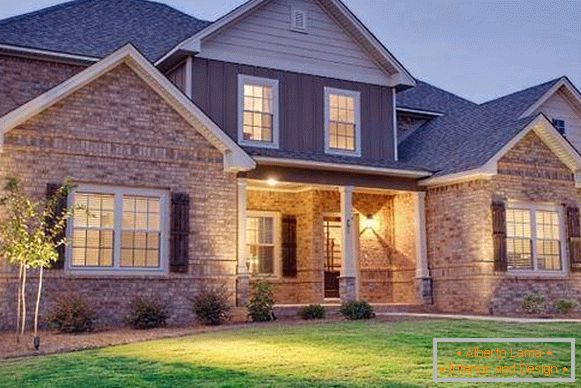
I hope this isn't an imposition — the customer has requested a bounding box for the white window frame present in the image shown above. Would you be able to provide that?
[324,87,361,157]
[66,184,170,275]
[506,201,568,277]
[238,74,280,149]
[246,211,282,278]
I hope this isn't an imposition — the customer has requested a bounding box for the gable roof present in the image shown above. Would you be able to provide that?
[400,76,581,182]
[397,80,477,115]
[0,0,211,62]
[156,0,415,88]
[0,44,255,172]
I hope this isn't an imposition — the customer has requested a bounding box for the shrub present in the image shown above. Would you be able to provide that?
[555,299,577,314]
[47,294,96,333]
[339,300,375,320]
[191,285,232,326]
[521,293,546,314]
[247,280,275,322]
[126,297,169,329]
[298,304,326,320]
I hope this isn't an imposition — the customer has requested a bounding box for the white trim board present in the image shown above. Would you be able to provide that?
[155,0,415,88]
[520,77,581,119]
[420,114,581,187]
[0,44,255,173]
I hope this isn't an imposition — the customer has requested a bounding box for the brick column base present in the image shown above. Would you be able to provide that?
[339,276,357,303]
[236,274,250,307]
[416,277,433,304]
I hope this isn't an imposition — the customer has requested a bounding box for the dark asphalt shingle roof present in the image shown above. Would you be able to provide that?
[243,147,432,173]
[399,77,565,176]
[0,0,211,62]
[397,80,477,115]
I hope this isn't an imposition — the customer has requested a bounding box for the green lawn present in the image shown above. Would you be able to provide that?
[0,319,579,387]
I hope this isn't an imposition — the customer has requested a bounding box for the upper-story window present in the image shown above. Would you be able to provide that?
[238,75,279,149]
[68,185,168,274]
[552,118,566,135]
[505,202,565,274]
[324,87,361,156]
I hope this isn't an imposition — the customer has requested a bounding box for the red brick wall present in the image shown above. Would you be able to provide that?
[427,132,581,314]
[0,63,238,329]
[0,54,85,116]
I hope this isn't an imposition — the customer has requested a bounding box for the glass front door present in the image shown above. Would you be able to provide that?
[323,217,342,298]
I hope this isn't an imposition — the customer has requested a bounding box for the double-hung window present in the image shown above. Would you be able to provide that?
[324,87,361,156]
[68,185,168,273]
[506,202,565,273]
[238,75,279,148]
[246,211,280,276]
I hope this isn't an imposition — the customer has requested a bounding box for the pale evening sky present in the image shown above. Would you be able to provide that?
[0,0,579,103]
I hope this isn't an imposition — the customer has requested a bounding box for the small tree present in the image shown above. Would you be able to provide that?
[0,178,73,349]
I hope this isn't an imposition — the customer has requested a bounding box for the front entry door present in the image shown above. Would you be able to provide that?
[323,217,342,299]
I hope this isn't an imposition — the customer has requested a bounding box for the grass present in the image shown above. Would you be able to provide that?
[0,319,579,387]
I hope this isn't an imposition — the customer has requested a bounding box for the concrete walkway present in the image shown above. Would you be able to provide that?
[376,312,581,323]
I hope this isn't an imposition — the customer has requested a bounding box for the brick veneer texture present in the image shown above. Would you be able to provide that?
[0,54,86,116]
[0,63,238,330]
[246,189,419,304]
[426,131,581,314]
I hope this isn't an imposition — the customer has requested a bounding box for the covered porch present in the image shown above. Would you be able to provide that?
[235,163,432,306]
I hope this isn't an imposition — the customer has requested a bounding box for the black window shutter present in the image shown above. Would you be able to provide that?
[491,200,507,271]
[170,193,190,273]
[566,206,581,272]
[46,183,67,269]
[282,216,297,278]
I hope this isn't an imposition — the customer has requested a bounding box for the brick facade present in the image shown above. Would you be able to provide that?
[246,189,419,304]
[427,131,581,314]
[0,54,85,116]
[0,63,238,330]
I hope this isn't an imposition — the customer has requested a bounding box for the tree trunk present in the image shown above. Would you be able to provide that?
[15,263,23,344]
[20,267,27,337]
[33,266,43,350]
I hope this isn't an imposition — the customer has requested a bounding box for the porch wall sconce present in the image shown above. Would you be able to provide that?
[363,214,375,230]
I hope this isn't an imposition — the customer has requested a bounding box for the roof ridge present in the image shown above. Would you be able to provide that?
[416,79,477,106]
[0,0,92,26]
[480,76,565,106]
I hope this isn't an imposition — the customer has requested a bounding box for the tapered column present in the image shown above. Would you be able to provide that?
[236,179,249,306]
[339,186,357,302]
[414,192,432,304]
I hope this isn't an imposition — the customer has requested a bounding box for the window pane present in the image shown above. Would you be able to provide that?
[535,210,562,271]
[246,215,275,275]
[537,240,562,271]
[71,192,115,267]
[120,195,161,268]
[242,82,274,144]
[327,93,356,152]
[507,238,533,269]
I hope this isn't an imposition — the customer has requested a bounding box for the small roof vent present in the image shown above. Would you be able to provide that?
[290,8,307,33]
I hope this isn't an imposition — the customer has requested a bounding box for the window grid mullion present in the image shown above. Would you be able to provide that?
[113,192,123,270]
[530,208,538,271]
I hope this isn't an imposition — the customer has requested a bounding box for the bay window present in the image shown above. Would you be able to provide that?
[68,185,168,273]
[506,202,565,273]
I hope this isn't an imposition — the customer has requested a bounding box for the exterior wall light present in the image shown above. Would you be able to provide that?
[364,214,375,230]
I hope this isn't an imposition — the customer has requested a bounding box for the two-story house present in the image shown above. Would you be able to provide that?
[0,0,580,328]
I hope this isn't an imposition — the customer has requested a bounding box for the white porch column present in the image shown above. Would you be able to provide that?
[339,186,357,301]
[413,192,432,304]
[236,178,249,306]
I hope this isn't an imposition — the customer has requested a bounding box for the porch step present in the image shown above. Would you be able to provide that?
[273,303,433,318]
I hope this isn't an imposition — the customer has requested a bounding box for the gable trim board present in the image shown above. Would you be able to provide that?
[520,77,581,119]
[419,114,581,187]
[0,44,255,172]
[155,0,415,88]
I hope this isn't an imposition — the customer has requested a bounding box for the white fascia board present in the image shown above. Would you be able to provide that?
[397,107,444,117]
[0,44,255,172]
[253,156,431,178]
